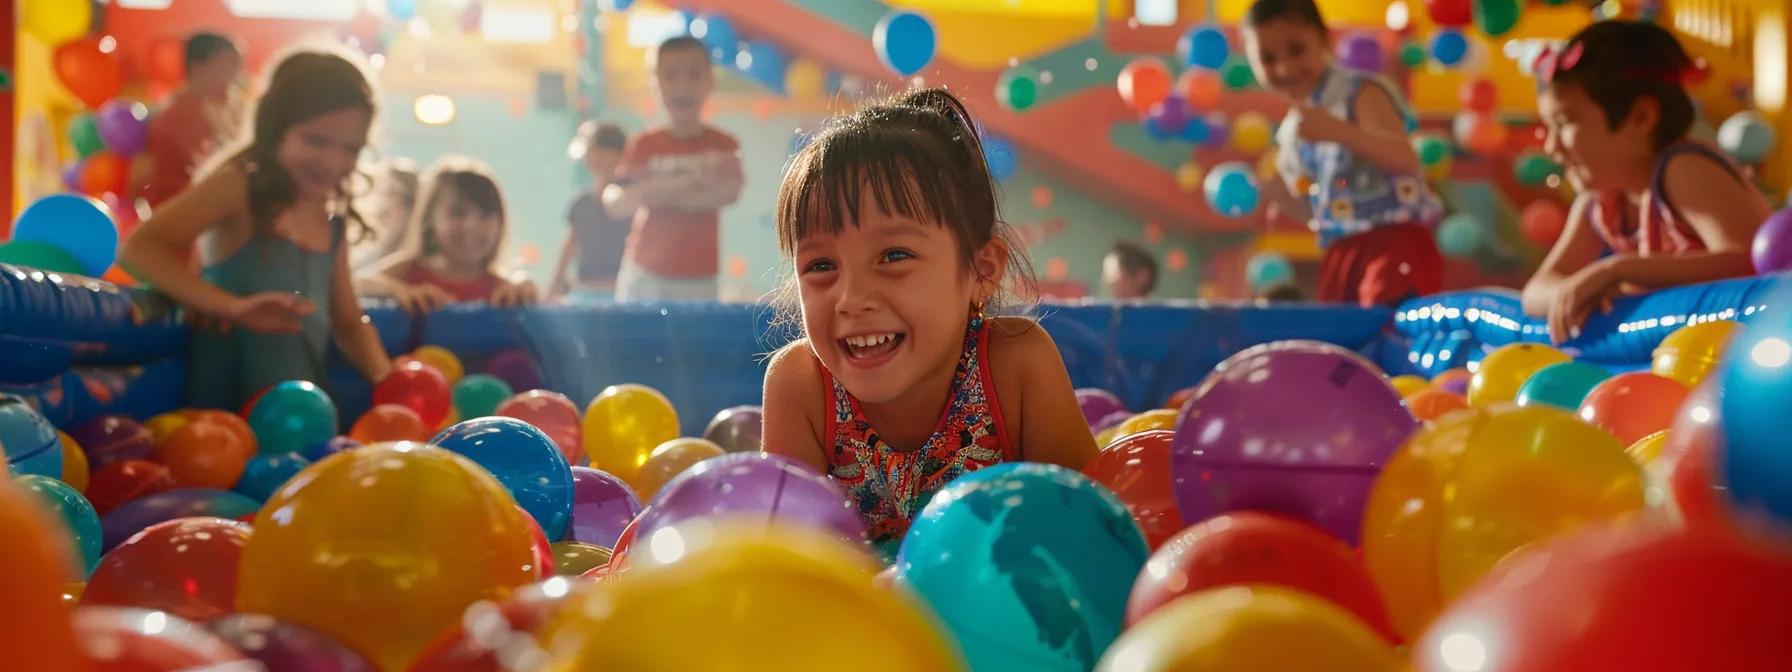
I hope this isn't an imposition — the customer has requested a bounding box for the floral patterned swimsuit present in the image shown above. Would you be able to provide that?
[820,317,1015,559]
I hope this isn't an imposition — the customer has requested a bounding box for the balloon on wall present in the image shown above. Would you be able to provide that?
[737,41,789,95]
[874,11,936,77]
[1521,201,1568,247]
[1435,213,1485,258]
[1426,0,1472,27]
[997,66,1041,112]
[1178,25,1230,71]
[1177,70,1222,109]
[1246,252,1295,292]
[1474,0,1523,37]
[1118,58,1173,115]
[1429,29,1470,68]
[95,101,151,157]
[69,114,105,158]
[983,133,1018,182]
[1337,33,1385,72]
[784,59,826,101]
[1146,96,1191,139]
[54,37,125,109]
[1204,162,1260,217]
[1717,111,1776,164]
[690,14,739,64]
[23,1,93,45]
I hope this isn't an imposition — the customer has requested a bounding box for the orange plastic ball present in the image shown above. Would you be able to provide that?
[349,403,431,444]
[156,421,254,489]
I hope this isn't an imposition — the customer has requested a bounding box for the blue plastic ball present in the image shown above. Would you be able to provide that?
[1203,162,1260,217]
[875,11,936,76]
[1718,112,1777,164]
[897,463,1147,672]
[13,194,117,277]
[1435,212,1485,258]
[234,452,313,502]
[16,474,101,573]
[1516,361,1613,410]
[1430,29,1470,67]
[1179,25,1230,71]
[0,394,62,478]
[247,381,338,456]
[1718,285,1792,526]
[984,134,1018,182]
[432,417,574,540]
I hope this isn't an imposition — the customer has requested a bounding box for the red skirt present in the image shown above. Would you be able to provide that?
[1317,223,1443,307]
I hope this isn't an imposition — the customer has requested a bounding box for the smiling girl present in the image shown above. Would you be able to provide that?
[1521,21,1771,342]
[122,48,393,411]
[358,157,537,312]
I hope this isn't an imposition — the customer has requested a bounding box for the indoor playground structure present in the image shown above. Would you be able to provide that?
[6,1,1792,671]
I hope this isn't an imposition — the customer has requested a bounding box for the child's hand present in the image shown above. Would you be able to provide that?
[227,292,316,334]
[491,280,539,308]
[391,284,456,314]
[1548,261,1620,343]
[1289,103,1347,143]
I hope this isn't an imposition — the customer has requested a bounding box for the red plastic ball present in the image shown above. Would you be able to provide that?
[1459,78,1498,113]
[372,361,453,428]
[409,578,577,671]
[85,459,176,515]
[74,606,248,670]
[1082,430,1184,550]
[81,517,251,621]
[1578,372,1690,445]
[1414,525,1792,672]
[1126,511,1397,641]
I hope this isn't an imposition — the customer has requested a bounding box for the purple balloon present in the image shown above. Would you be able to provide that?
[96,100,151,157]
[99,488,260,552]
[566,466,643,546]
[70,414,155,468]
[1751,208,1792,273]
[208,614,375,672]
[1171,340,1417,545]
[1202,111,1232,149]
[1337,33,1385,72]
[482,348,541,392]
[1148,95,1191,134]
[1076,388,1128,427]
[62,162,83,191]
[703,405,764,454]
[634,452,866,548]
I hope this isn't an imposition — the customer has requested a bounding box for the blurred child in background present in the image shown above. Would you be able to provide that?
[358,156,538,312]
[550,121,631,302]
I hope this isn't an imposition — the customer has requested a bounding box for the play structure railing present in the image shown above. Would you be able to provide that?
[1,262,1784,432]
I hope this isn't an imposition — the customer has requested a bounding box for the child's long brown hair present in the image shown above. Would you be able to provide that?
[203,46,376,239]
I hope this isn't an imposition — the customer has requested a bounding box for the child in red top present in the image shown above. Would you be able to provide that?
[602,35,743,302]
[358,156,537,311]
[762,89,1097,557]
[142,32,242,206]
[1521,21,1772,342]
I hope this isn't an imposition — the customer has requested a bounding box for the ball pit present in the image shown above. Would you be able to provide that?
[0,261,1787,669]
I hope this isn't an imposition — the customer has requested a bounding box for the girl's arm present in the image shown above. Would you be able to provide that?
[761,341,830,474]
[1598,152,1771,289]
[990,320,1098,471]
[355,254,455,313]
[120,163,314,333]
[490,273,539,309]
[1521,194,1605,317]
[1295,85,1421,175]
[328,239,393,383]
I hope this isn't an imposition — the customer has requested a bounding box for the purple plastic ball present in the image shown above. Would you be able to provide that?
[703,405,764,454]
[208,614,375,672]
[1148,95,1191,135]
[1751,208,1792,274]
[633,452,865,548]
[70,414,155,468]
[566,466,643,547]
[1076,388,1128,427]
[1093,410,1134,434]
[99,488,260,552]
[482,349,542,392]
[1171,340,1417,545]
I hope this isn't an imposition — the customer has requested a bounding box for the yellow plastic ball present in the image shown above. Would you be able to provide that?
[1116,409,1179,438]
[1388,374,1429,397]
[1626,430,1671,466]
[1468,343,1570,407]
[582,385,680,483]
[542,521,963,671]
[631,438,726,500]
[236,442,538,670]
[1096,586,1401,672]
[1095,427,1121,450]
[409,345,465,384]
[143,413,192,445]
[1651,320,1739,387]
[56,432,88,493]
[1232,111,1273,154]
[1362,404,1643,639]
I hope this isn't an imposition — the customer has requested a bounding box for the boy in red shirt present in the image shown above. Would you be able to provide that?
[603,35,743,302]
[142,32,242,207]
